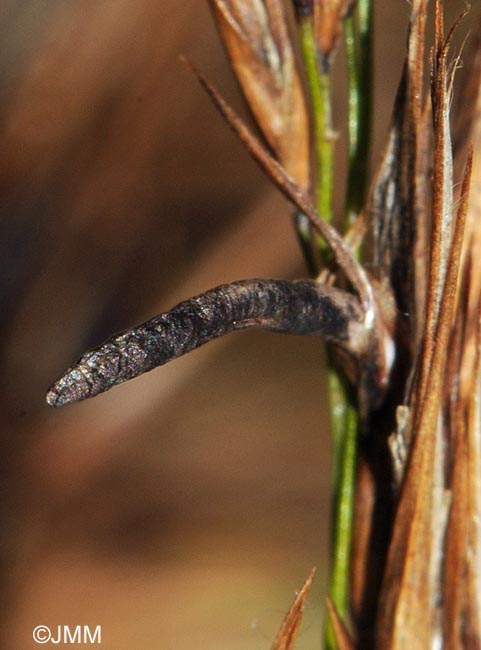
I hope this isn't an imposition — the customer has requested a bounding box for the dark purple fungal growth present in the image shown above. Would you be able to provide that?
[46,278,363,408]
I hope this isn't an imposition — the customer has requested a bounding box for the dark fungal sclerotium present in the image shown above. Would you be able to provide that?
[46,278,364,408]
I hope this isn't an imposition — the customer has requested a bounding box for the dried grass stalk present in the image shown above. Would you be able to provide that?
[271,569,315,650]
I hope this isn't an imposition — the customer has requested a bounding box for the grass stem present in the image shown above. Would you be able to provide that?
[344,0,373,229]
[325,366,358,649]
[298,14,334,261]
[296,5,373,645]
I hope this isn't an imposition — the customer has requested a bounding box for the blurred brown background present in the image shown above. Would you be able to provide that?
[0,2,462,649]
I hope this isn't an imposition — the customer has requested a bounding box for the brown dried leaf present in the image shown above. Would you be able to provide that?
[418,1,465,399]
[271,568,315,650]
[443,379,470,648]
[464,302,481,646]
[326,597,355,650]
[444,259,481,649]
[350,455,375,624]
[451,15,481,637]
[367,0,428,326]
[451,7,481,404]
[209,0,310,190]
[374,3,473,641]
[452,8,481,179]
[375,421,445,649]
[313,0,356,69]
[376,147,472,650]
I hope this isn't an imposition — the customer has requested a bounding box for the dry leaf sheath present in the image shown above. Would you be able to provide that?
[375,3,475,647]
[271,569,315,650]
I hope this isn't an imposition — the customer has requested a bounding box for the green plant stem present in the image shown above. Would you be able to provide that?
[297,11,356,649]
[325,366,358,650]
[298,15,334,261]
[344,0,373,229]
[297,13,358,650]
[323,5,373,647]
[295,5,373,648]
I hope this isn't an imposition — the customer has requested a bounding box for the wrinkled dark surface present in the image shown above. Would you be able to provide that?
[47,279,361,407]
